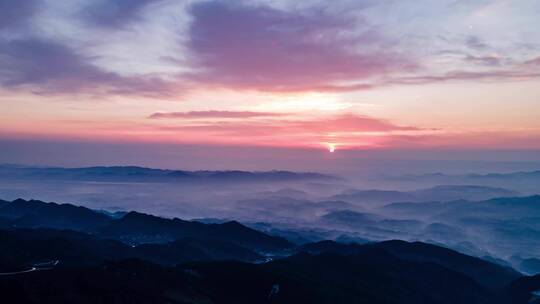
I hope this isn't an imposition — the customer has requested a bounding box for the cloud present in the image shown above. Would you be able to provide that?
[149,110,287,119]
[1,0,538,97]
[186,1,415,92]
[463,55,501,66]
[464,36,489,50]
[0,37,176,96]
[159,114,418,134]
[287,114,420,133]
[524,57,540,66]
[0,0,38,30]
[150,113,426,148]
[81,0,164,28]
[389,70,540,86]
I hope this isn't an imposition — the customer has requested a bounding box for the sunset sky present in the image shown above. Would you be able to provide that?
[1,0,540,168]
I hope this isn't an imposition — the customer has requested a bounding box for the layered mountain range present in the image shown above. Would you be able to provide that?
[1,198,540,303]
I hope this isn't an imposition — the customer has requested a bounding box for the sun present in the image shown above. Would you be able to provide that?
[327,143,336,153]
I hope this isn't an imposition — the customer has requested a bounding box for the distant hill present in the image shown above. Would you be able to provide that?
[382,195,540,220]
[331,185,519,206]
[389,170,540,182]
[384,171,540,193]
[380,195,540,263]
[0,164,337,183]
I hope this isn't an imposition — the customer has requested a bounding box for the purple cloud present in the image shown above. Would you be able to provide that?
[0,0,38,29]
[464,36,489,50]
[82,0,163,28]
[463,55,502,66]
[149,111,287,119]
[0,38,175,96]
[524,57,540,66]
[186,1,415,92]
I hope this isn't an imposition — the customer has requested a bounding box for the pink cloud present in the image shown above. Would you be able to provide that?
[151,113,424,148]
[524,56,540,66]
[5,114,540,151]
[148,110,287,119]
[286,114,420,133]
[186,1,415,92]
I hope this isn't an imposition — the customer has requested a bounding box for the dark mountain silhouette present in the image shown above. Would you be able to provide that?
[0,228,263,272]
[0,199,293,252]
[98,211,292,251]
[298,239,367,254]
[520,258,540,274]
[133,237,262,265]
[0,244,531,304]
[0,199,112,231]
[368,240,521,290]
[0,197,534,303]
[503,274,540,304]
[297,239,520,290]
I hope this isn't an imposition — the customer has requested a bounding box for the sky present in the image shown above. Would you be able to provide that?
[0,0,540,169]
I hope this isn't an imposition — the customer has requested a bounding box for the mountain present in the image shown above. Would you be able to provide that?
[0,198,293,253]
[0,198,112,231]
[0,228,263,272]
[0,228,130,270]
[385,171,540,193]
[331,185,519,206]
[297,240,520,290]
[319,210,424,235]
[396,171,540,182]
[380,196,540,266]
[0,165,337,183]
[0,196,533,303]
[503,274,540,304]
[0,241,528,304]
[321,210,381,226]
[133,237,262,265]
[383,195,540,220]
[368,240,521,290]
[414,185,519,201]
[298,239,367,254]
[260,250,493,304]
[98,211,292,252]
[331,189,416,205]
[519,258,540,275]
[234,197,356,222]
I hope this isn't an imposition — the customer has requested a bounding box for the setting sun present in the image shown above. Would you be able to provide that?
[328,143,336,153]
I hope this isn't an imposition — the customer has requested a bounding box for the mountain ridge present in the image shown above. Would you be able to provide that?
[0,165,338,183]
